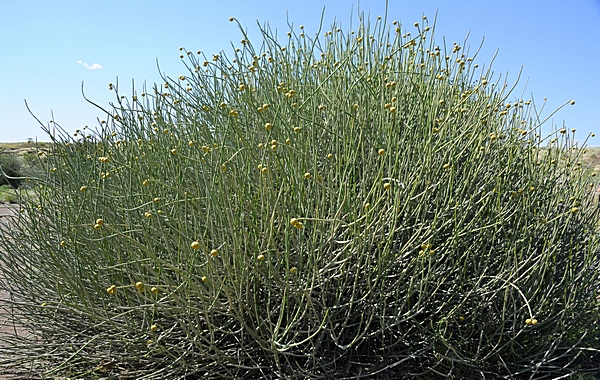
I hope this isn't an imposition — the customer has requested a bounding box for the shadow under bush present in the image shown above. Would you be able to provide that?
[1,10,599,379]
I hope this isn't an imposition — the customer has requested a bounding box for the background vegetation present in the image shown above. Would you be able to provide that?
[1,12,599,379]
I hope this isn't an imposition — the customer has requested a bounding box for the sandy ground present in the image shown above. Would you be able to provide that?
[0,203,35,379]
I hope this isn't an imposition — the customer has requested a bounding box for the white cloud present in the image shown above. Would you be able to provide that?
[77,60,103,70]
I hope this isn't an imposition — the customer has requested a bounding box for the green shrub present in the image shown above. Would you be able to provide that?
[0,184,18,203]
[1,12,599,379]
[0,152,25,188]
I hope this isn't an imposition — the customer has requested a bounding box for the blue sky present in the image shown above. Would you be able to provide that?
[1,0,599,144]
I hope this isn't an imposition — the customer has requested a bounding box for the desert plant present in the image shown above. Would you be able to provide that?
[0,152,26,188]
[1,10,599,379]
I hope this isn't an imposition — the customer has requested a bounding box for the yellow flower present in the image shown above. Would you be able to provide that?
[150,324,158,331]
[378,149,385,155]
[293,127,300,133]
[531,319,538,325]
[80,185,88,192]
[201,276,208,282]
[443,163,451,169]
[389,106,397,114]
[191,241,201,250]
[290,267,298,275]
[94,223,102,230]
[98,156,109,163]
[265,122,273,131]
[135,282,144,292]
[96,218,104,226]
[153,197,161,203]
[304,172,312,179]
[525,318,532,325]
[106,285,117,294]
[257,254,265,261]
[143,179,150,186]
[150,287,159,294]
[383,182,391,190]
[144,211,152,218]
[170,149,177,155]
[571,207,579,214]
[210,249,219,257]
[290,218,304,229]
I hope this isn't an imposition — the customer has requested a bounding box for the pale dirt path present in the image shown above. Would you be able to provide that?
[0,203,36,379]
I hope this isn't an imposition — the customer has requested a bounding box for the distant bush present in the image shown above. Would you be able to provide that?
[0,152,25,188]
[1,11,599,379]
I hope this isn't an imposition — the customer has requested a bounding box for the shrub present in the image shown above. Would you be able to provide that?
[1,12,599,379]
[0,152,25,188]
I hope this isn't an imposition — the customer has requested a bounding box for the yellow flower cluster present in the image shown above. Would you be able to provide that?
[419,243,435,255]
[290,218,304,229]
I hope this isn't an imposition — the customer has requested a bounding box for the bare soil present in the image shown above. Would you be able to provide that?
[0,204,36,379]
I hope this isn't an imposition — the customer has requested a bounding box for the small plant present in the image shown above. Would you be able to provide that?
[0,184,18,203]
[1,9,599,379]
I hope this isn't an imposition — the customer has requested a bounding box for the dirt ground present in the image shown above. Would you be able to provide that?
[0,204,35,379]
